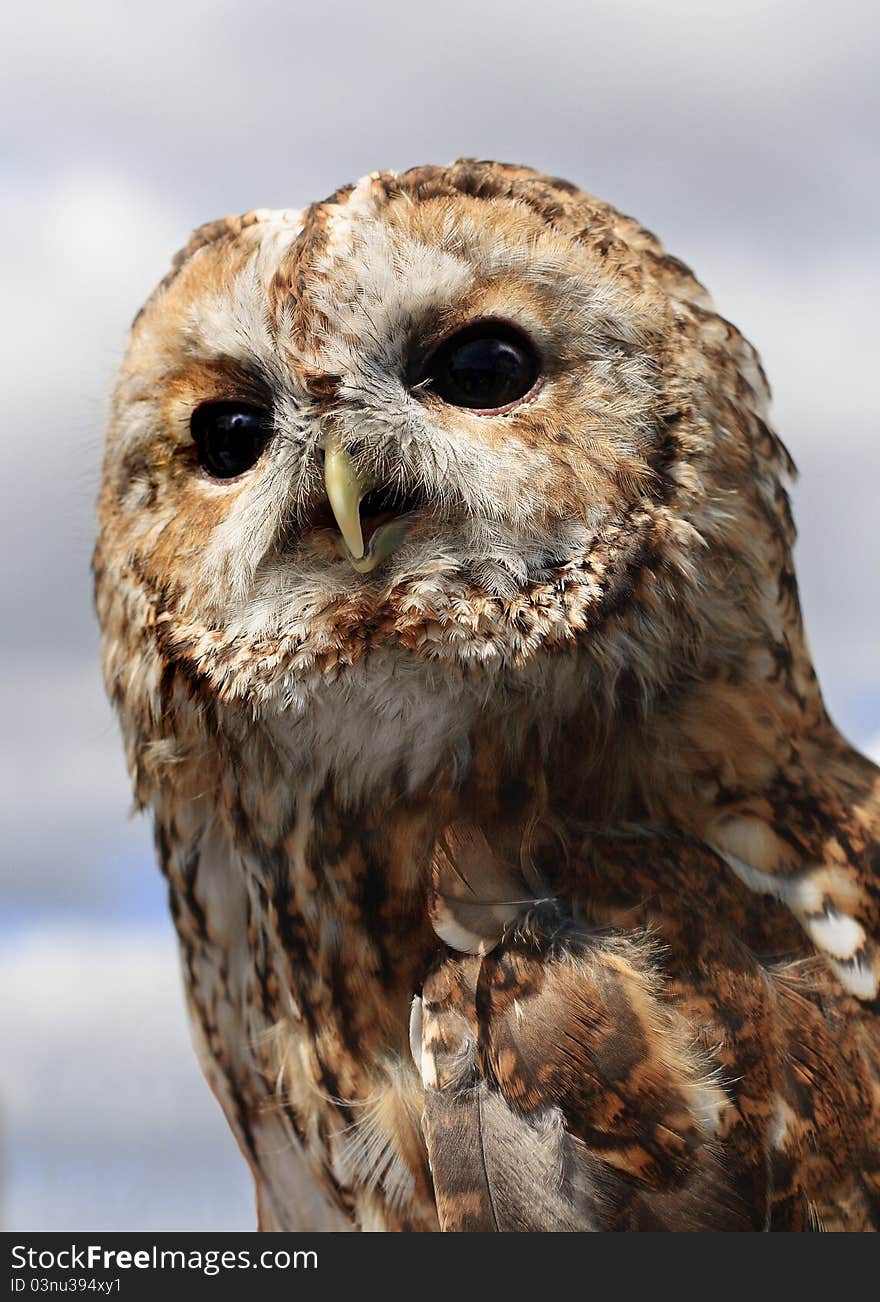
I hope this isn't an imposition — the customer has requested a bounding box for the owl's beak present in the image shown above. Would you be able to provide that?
[323,432,367,562]
[322,434,412,574]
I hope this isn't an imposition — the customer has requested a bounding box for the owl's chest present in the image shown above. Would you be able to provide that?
[165,776,443,1229]
[159,688,553,1228]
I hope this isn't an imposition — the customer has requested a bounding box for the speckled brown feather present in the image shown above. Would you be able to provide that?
[95,160,879,1230]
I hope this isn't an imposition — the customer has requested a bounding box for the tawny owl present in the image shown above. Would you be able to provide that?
[95,161,880,1232]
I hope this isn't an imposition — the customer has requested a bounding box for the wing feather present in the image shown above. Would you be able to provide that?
[417,919,752,1231]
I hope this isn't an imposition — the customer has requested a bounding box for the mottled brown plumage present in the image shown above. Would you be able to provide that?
[95,161,880,1230]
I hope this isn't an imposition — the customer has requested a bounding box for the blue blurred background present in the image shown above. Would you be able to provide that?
[2,0,878,1230]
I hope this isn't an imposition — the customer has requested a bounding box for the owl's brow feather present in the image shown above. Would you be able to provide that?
[292,425,323,508]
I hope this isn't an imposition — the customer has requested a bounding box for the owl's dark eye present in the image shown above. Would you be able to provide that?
[191,402,272,479]
[420,323,540,412]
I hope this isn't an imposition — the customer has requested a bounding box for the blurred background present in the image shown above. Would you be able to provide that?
[1,0,878,1230]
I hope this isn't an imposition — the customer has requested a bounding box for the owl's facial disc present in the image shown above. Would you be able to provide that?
[101,163,794,700]
[322,431,420,574]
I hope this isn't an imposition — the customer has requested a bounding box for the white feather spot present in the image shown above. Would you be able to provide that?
[408,996,423,1075]
[802,908,865,960]
[769,1096,790,1149]
[829,954,879,1001]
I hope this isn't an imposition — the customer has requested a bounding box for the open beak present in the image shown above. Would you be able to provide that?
[322,433,414,574]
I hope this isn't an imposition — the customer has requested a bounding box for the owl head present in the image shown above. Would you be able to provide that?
[96,160,801,720]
